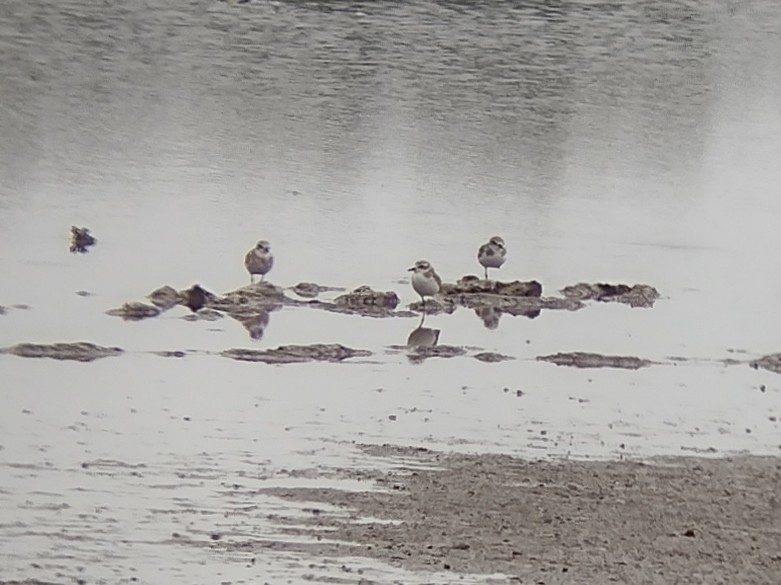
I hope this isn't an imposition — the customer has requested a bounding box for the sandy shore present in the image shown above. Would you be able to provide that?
[256,445,781,584]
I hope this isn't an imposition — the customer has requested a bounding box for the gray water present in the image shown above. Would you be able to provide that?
[2,1,781,583]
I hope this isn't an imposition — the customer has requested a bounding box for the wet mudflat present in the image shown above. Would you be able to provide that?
[256,445,781,584]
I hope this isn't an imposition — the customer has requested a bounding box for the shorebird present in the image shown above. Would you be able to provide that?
[408,260,442,309]
[244,240,274,283]
[477,236,507,280]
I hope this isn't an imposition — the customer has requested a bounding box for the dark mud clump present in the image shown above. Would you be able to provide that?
[152,350,187,358]
[537,351,653,370]
[221,343,371,364]
[473,351,515,363]
[442,276,543,297]
[209,282,285,316]
[561,282,660,308]
[408,298,451,315]
[291,282,345,298]
[69,225,97,254]
[437,276,583,317]
[295,286,407,318]
[334,286,399,310]
[750,354,781,374]
[148,285,181,310]
[182,284,213,313]
[407,345,466,363]
[2,342,123,362]
[106,302,161,321]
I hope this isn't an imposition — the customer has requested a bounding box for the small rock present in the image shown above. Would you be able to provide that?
[148,285,180,310]
[182,284,213,313]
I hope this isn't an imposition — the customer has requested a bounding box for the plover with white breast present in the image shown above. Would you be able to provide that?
[408,260,442,309]
[477,236,507,280]
[245,240,274,283]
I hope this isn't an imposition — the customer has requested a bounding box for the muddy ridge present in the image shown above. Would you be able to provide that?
[1,342,123,362]
[221,344,371,364]
[537,351,654,370]
[105,279,657,323]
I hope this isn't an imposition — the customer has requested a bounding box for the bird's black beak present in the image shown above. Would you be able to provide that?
[407,267,416,272]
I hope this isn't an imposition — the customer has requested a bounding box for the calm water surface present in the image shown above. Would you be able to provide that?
[1,1,781,583]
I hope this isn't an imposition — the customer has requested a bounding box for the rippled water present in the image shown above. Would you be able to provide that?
[1,0,781,582]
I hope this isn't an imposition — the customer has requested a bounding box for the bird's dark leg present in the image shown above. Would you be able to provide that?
[484,267,488,280]
[260,274,265,283]
[420,294,426,312]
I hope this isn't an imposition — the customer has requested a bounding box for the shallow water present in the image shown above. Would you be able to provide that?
[1,0,781,583]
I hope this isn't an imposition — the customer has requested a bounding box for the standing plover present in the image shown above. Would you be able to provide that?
[477,236,507,280]
[408,260,442,309]
[245,240,274,283]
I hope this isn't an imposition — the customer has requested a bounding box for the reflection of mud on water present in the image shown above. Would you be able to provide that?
[251,445,781,583]
[290,281,346,298]
[406,326,440,348]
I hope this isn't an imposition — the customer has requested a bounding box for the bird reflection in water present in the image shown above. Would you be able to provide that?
[240,311,271,340]
[406,314,440,348]
[474,305,541,329]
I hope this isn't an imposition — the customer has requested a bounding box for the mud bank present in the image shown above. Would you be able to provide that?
[537,351,653,369]
[561,282,660,308]
[221,344,371,364]
[106,279,657,322]
[250,445,781,584]
[1,342,123,362]
[752,354,781,374]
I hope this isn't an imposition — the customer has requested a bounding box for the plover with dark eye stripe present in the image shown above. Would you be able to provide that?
[408,260,442,310]
[477,236,506,280]
[245,240,274,283]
